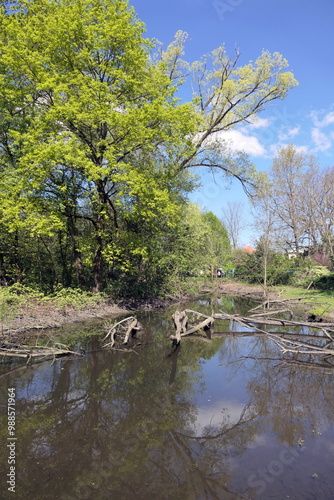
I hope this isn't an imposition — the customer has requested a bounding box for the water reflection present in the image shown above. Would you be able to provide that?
[0,296,334,499]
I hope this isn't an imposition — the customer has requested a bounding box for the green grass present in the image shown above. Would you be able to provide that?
[274,285,334,318]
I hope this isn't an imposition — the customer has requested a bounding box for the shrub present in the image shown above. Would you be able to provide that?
[312,274,334,291]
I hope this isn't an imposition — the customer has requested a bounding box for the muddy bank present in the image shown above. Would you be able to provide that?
[0,294,185,346]
[0,301,125,346]
[0,280,278,345]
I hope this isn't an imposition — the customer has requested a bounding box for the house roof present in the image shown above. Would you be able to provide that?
[242,245,256,254]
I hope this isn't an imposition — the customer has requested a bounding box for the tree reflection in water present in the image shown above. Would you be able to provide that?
[0,297,334,500]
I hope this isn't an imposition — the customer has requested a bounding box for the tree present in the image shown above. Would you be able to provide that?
[202,211,231,275]
[300,166,334,262]
[268,144,317,254]
[0,0,298,293]
[175,45,298,193]
[250,184,277,294]
[221,201,245,249]
[0,0,198,291]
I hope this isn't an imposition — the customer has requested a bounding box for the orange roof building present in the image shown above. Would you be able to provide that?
[242,245,256,254]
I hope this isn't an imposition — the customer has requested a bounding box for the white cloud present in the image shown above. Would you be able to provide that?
[193,400,251,435]
[294,144,309,154]
[311,127,332,151]
[269,142,309,156]
[221,129,267,157]
[311,110,334,128]
[278,126,300,141]
[248,117,271,129]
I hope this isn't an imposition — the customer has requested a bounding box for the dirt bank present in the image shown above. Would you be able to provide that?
[0,293,184,346]
[0,281,292,346]
[215,281,277,298]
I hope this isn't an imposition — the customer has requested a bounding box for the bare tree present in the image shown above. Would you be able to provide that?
[221,201,244,249]
[300,166,334,261]
[251,184,279,295]
[269,144,316,254]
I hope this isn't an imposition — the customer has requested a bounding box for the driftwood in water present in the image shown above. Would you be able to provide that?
[215,310,334,356]
[102,316,136,342]
[184,309,212,320]
[123,318,139,344]
[170,310,214,343]
[249,297,305,312]
[170,307,334,358]
[267,333,334,355]
[249,308,293,318]
[103,316,141,348]
[0,345,82,364]
[214,311,334,329]
[172,310,189,344]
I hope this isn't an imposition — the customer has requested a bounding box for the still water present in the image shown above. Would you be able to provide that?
[1,296,334,500]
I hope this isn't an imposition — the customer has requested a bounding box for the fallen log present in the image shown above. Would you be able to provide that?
[249,297,305,312]
[216,310,334,356]
[184,309,210,319]
[172,310,189,344]
[102,316,141,348]
[249,308,293,318]
[182,316,214,336]
[212,330,333,342]
[170,312,214,342]
[102,316,136,342]
[169,308,334,358]
[0,345,81,363]
[268,333,334,355]
[123,318,139,345]
[214,312,334,329]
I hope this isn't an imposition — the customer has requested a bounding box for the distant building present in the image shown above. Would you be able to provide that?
[242,245,256,255]
[286,246,309,260]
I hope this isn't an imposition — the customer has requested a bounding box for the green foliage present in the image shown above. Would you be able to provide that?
[289,261,330,287]
[0,0,297,298]
[235,248,331,289]
[44,287,106,309]
[235,250,289,285]
[312,273,334,291]
[0,283,43,327]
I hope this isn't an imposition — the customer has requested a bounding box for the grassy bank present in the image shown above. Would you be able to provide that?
[274,285,334,319]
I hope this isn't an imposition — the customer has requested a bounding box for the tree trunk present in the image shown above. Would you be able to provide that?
[92,242,102,293]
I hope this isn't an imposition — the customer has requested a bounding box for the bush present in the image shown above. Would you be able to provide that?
[0,284,43,325]
[47,287,106,309]
[234,250,330,288]
[312,274,334,291]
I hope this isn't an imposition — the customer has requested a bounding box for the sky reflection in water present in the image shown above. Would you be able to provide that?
[1,296,334,499]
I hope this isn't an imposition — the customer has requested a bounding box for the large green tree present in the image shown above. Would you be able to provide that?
[0,0,197,290]
[0,0,298,293]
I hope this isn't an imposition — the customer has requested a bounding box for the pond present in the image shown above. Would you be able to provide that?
[1,295,334,500]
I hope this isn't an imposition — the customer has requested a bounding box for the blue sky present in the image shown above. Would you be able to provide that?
[129,0,334,247]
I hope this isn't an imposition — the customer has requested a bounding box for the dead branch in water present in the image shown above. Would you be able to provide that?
[249,308,293,318]
[102,316,136,342]
[0,345,81,364]
[249,297,305,312]
[170,311,214,343]
[102,316,142,348]
[214,311,334,329]
[170,307,334,360]
[172,310,189,344]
